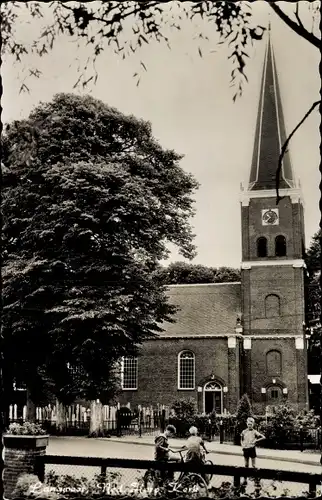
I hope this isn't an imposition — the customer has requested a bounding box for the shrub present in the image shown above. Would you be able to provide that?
[168,415,195,437]
[12,473,58,499]
[294,409,319,431]
[234,394,252,444]
[7,421,46,435]
[169,398,197,437]
[45,470,122,497]
[171,398,197,419]
[258,405,296,448]
[235,394,252,426]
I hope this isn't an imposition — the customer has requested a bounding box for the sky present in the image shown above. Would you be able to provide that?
[2,2,321,268]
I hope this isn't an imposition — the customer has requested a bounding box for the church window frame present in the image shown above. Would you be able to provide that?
[257,236,268,258]
[275,235,287,257]
[265,294,281,318]
[178,350,195,390]
[203,381,224,415]
[266,385,284,405]
[266,349,282,376]
[121,356,138,390]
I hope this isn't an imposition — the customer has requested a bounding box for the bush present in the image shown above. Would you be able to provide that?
[258,405,298,448]
[44,470,122,497]
[7,421,47,435]
[294,409,319,431]
[234,394,252,444]
[169,398,197,437]
[171,398,197,419]
[12,473,58,499]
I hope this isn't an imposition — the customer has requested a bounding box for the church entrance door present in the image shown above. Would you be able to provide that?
[204,382,223,414]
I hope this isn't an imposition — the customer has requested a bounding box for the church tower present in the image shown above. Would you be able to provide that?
[240,29,309,413]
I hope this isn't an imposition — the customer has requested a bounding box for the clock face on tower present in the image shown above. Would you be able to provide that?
[261,208,279,226]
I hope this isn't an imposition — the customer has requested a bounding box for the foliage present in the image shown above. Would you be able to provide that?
[234,393,252,444]
[44,470,122,497]
[235,393,252,427]
[294,409,320,430]
[171,398,197,420]
[169,398,197,437]
[1,2,271,99]
[2,93,198,405]
[7,421,46,435]
[12,473,59,500]
[156,262,241,285]
[305,229,321,375]
[2,2,320,96]
[258,405,296,448]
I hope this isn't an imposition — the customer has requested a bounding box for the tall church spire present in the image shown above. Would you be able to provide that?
[248,30,295,191]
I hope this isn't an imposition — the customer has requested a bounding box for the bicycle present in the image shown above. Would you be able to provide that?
[201,450,214,484]
[140,450,209,498]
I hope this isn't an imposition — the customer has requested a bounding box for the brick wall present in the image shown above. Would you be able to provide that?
[246,197,302,260]
[119,337,241,413]
[3,442,47,499]
[243,266,304,335]
[250,337,308,413]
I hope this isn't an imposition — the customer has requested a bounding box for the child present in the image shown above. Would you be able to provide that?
[181,426,209,465]
[154,425,179,483]
[240,417,265,483]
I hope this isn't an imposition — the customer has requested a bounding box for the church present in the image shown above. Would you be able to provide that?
[119,31,309,415]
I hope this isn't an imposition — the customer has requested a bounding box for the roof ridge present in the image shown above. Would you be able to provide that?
[168,282,241,288]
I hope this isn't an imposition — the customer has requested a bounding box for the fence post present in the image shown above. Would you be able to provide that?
[161,408,166,433]
[233,474,240,489]
[309,481,316,497]
[138,408,142,438]
[100,465,107,479]
[35,455,45,483]
[208,419,212,442]
[299,426,304,452]
[219,420,224,444]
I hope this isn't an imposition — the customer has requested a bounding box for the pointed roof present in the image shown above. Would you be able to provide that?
[248,29,295,191]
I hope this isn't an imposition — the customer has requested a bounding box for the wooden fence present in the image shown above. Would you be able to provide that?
[36,455,322,498]
[9,402,170,435]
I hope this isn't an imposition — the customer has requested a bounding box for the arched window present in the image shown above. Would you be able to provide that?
[275,235,287,257]
[121,357,138,390]
[266,350,282,376]
[204,382,223,414]
[178,351,195,389]
[257,237,268,258]
[265,294,280,318]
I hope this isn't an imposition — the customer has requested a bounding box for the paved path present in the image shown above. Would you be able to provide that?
[46,437,321,498]
[100,435,321,468]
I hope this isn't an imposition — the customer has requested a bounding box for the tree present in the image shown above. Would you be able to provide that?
[156,262,240,285]
[234,393,253,444]
[1,2,320,97]
[305,230,321,375]
[1,2,322,489]
[2,92,198,417]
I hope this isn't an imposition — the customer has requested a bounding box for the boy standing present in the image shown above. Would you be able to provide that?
[240,417,265,483]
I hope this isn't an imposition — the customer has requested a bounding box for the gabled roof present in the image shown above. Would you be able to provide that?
[159,283,241,337]
[249,29,295,191]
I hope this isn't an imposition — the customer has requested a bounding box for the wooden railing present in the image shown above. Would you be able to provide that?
[36,455,321,497]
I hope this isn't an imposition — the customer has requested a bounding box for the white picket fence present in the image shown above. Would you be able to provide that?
[9,402,170,431]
